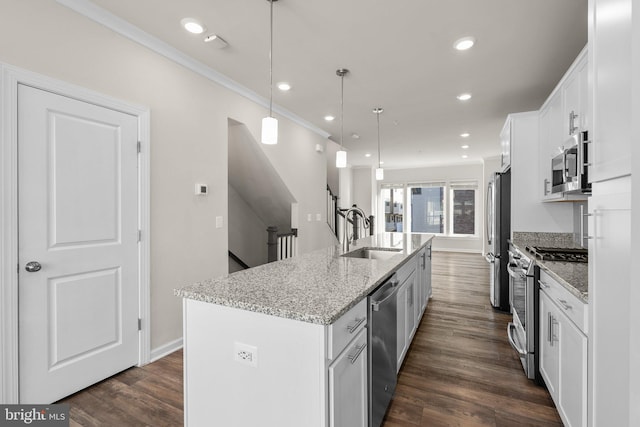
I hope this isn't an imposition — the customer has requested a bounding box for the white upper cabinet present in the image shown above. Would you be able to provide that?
[539,91,564,201]
[588,0,632,182]
[538,47,589,202]
[563,53,589,138]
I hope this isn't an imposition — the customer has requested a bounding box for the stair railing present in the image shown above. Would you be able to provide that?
[326,186,338,238]
[267,226,298,262]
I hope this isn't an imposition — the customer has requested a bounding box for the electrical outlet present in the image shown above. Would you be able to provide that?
[234,342,258,367]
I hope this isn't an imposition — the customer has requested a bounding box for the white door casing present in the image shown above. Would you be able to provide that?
[0,63,150,404]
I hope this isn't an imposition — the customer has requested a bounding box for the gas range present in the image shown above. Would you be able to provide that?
[525,246,588,263]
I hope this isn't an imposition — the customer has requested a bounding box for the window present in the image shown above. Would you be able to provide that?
[380,186,404,232]
[409,184,445,233]
[380,180,478,237]
[450,182,477,235]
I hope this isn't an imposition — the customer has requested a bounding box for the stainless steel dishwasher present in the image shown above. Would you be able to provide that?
[368,273,399,427]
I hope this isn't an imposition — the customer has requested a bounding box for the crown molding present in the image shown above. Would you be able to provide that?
[55,0,330,139]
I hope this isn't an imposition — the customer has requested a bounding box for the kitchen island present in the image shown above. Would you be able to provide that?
[175,232,433,427]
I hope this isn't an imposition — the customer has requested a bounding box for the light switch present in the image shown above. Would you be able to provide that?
[307,214,312,222]
[215,216,223,228]
[316,213,321,221]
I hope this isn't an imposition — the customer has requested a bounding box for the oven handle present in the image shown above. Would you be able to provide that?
[507,263,525,279]
[507,322,527,356]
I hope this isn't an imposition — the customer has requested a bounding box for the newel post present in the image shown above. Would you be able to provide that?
[267,226,278,263]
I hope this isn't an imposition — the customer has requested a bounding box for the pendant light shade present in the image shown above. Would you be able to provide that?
[261,116,278,145]
[336,150,347,168]
[261,0,278,145]
[374,107,384,181]
[336,69,349,168]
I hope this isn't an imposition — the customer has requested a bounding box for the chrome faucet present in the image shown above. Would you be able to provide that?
[343,206,370,252]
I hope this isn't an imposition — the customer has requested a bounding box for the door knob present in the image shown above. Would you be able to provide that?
[25,261,42,272]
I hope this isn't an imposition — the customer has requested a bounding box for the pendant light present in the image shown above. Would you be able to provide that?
[261,0,278,145]
[336,68,349,168]
[374,107,384,180]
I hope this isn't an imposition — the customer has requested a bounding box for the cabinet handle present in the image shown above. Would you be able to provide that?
[558,299,572,311]
[547,312,552,343]
[543,178,550,196]
[569,110,578,135]
[580,205,594,246]
[346,317,366,333]
[539,280,550,289]
[348,343,367,364]
[551,316,558,346]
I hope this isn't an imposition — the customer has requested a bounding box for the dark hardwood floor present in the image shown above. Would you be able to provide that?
[383,252,562,426]
[59,251,561,426]
[59,349,184,426]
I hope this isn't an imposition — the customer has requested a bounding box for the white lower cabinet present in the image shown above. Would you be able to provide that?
[328,328,368,427]
[396,270,414,371]
[539,272,588,427]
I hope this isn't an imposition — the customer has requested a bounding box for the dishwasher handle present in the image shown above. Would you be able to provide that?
[371,278,399,312]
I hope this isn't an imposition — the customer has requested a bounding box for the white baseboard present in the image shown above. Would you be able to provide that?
[150,337,183,363]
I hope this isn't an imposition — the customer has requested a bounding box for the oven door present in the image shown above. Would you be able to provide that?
[507,259,536,379]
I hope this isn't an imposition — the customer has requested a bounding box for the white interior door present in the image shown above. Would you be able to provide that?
[18,84,139,404]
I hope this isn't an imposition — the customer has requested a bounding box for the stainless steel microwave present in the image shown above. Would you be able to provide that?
[551,131,591,194]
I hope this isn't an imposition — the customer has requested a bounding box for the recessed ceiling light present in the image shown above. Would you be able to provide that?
[454,36,476,51]
[277,82,291,91]
[460,132,470,138]
[324,115,335,121]
[365,153,372,158]
[181,18,206,34]
[457,93,472,101]
[461,144,470,149]
[379,161,385,165]
[462,154,469,159]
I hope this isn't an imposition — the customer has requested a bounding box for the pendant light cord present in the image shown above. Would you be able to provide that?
[269,0,274,117]
[377,111,381,168]
[340,73,344,149]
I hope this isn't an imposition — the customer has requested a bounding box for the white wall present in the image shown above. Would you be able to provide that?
[228,186,268,268]
[325,140,340,196]
[381,163,485,253]
[0,0,333,353]
[352,167,374,217]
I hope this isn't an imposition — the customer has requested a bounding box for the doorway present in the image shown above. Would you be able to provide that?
[0,64,151,404]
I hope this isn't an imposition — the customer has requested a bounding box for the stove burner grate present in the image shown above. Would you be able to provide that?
[525,246,588,263]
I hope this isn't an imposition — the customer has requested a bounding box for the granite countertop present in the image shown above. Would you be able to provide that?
[510,232,588,303]
[175,233,434,325]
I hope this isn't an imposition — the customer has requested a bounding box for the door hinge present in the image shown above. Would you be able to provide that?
[138,318,142,331]
[138,229,142,242]
[137,141,141,153]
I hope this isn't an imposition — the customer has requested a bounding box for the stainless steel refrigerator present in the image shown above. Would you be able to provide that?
[485,169,510,311]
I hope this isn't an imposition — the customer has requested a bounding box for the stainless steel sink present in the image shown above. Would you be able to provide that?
[341,247,403,260]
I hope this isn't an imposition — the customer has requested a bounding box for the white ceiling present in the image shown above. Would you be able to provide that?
[90,0,587,169]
